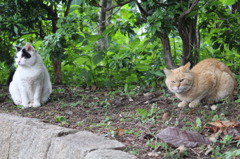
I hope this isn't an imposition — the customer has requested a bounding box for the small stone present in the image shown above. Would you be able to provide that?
[210,105,217,110]
[129,98,134,102]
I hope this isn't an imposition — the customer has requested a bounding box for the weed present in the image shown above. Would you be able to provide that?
[127,148,140,156]
[146,139,170,151]
[211,146,222,158]
[186,117,203,131]
[55,116,68,125]
[61,101,82,107]
[52,88,65,93]
[100,99,111,108]
[235,96,240,103]
[136,103,162,123]
[220,135,233,146]
[90,116,112,128]
[212,113,228,121]
[76,120,84,126]
[223,149,240,159]
[103,116,112,123]
[16,105,23,109]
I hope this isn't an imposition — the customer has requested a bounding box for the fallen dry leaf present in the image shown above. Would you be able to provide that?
[208,120,239,130]
[156,127,211,148]
[205,126,219,133]
[114,128,125,136]
[206,120,240,143]
[208,121,225,129]
[162,111,170,122]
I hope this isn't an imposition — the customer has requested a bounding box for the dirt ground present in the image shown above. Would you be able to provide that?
[0,85,239,159]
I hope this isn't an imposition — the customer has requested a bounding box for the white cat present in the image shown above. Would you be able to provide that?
[9,42,52,108]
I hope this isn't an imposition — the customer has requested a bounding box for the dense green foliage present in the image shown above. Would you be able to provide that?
[0,0,239,90]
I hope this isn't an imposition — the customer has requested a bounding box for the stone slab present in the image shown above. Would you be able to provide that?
[0,113,136,159]
[85,149,137,159]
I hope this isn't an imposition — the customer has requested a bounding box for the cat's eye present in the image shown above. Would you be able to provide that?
[171,81,175,83]
[180,79,184,82]
[14,55,18,58]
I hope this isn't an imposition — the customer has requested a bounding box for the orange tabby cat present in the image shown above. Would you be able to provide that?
[164,58,236,108]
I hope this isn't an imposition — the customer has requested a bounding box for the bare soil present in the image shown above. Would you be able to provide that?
[0,85,239,159]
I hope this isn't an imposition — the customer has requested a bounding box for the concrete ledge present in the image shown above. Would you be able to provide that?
[0,113,136,159]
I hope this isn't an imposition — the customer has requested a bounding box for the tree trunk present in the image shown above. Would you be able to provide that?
[46,0,72,85]
[52,60,62,84]
[98,0,112,50]
[51,10,62,85]
[177,0,200,66]
[177,14,199,66]
[158,30,176,69]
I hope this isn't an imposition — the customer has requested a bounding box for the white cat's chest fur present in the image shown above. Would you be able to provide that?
[15,64,44,83]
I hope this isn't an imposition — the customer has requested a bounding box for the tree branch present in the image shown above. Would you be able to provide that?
[103,0,135,11]
[64,0,73,17]
[152,0,175,7]
[135,0,149,18]
[179,0,200,19]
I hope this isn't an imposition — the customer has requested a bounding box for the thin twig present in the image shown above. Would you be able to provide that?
[103,0,135,11]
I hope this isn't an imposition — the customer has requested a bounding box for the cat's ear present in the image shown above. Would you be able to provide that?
[163,68,172,76]
[183,62,191,72]
[14,46,22,52]
[25,42,35,52]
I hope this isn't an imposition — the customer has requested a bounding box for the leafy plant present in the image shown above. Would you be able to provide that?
[55,116,68,125]
[186,118,203,131]
[136,104,160,123]
[220,135,233,146]
[223,149,240,159]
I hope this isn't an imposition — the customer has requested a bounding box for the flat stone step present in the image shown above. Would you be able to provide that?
[0,113,136,159]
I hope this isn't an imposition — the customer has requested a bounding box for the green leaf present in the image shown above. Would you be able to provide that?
[102,26,115,36]
[126,74,138,83]
[79,69,92,81]
[151,71,165,77]
[74,55,91,65]
[13,26,18,35]
[55,116,67,122]
[137,108,148,119]
[129,38,140,49]
[220,0,236,5]
[71,0,83,5]
[88,35,102,42]
[93,52,105,65]
[135,64,150,71]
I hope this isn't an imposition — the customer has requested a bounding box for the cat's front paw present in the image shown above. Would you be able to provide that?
[178,101,188,108]
[32,102,41,108]
[189,101,199,108]
[14,99,22,105]
[21,104,31,109]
